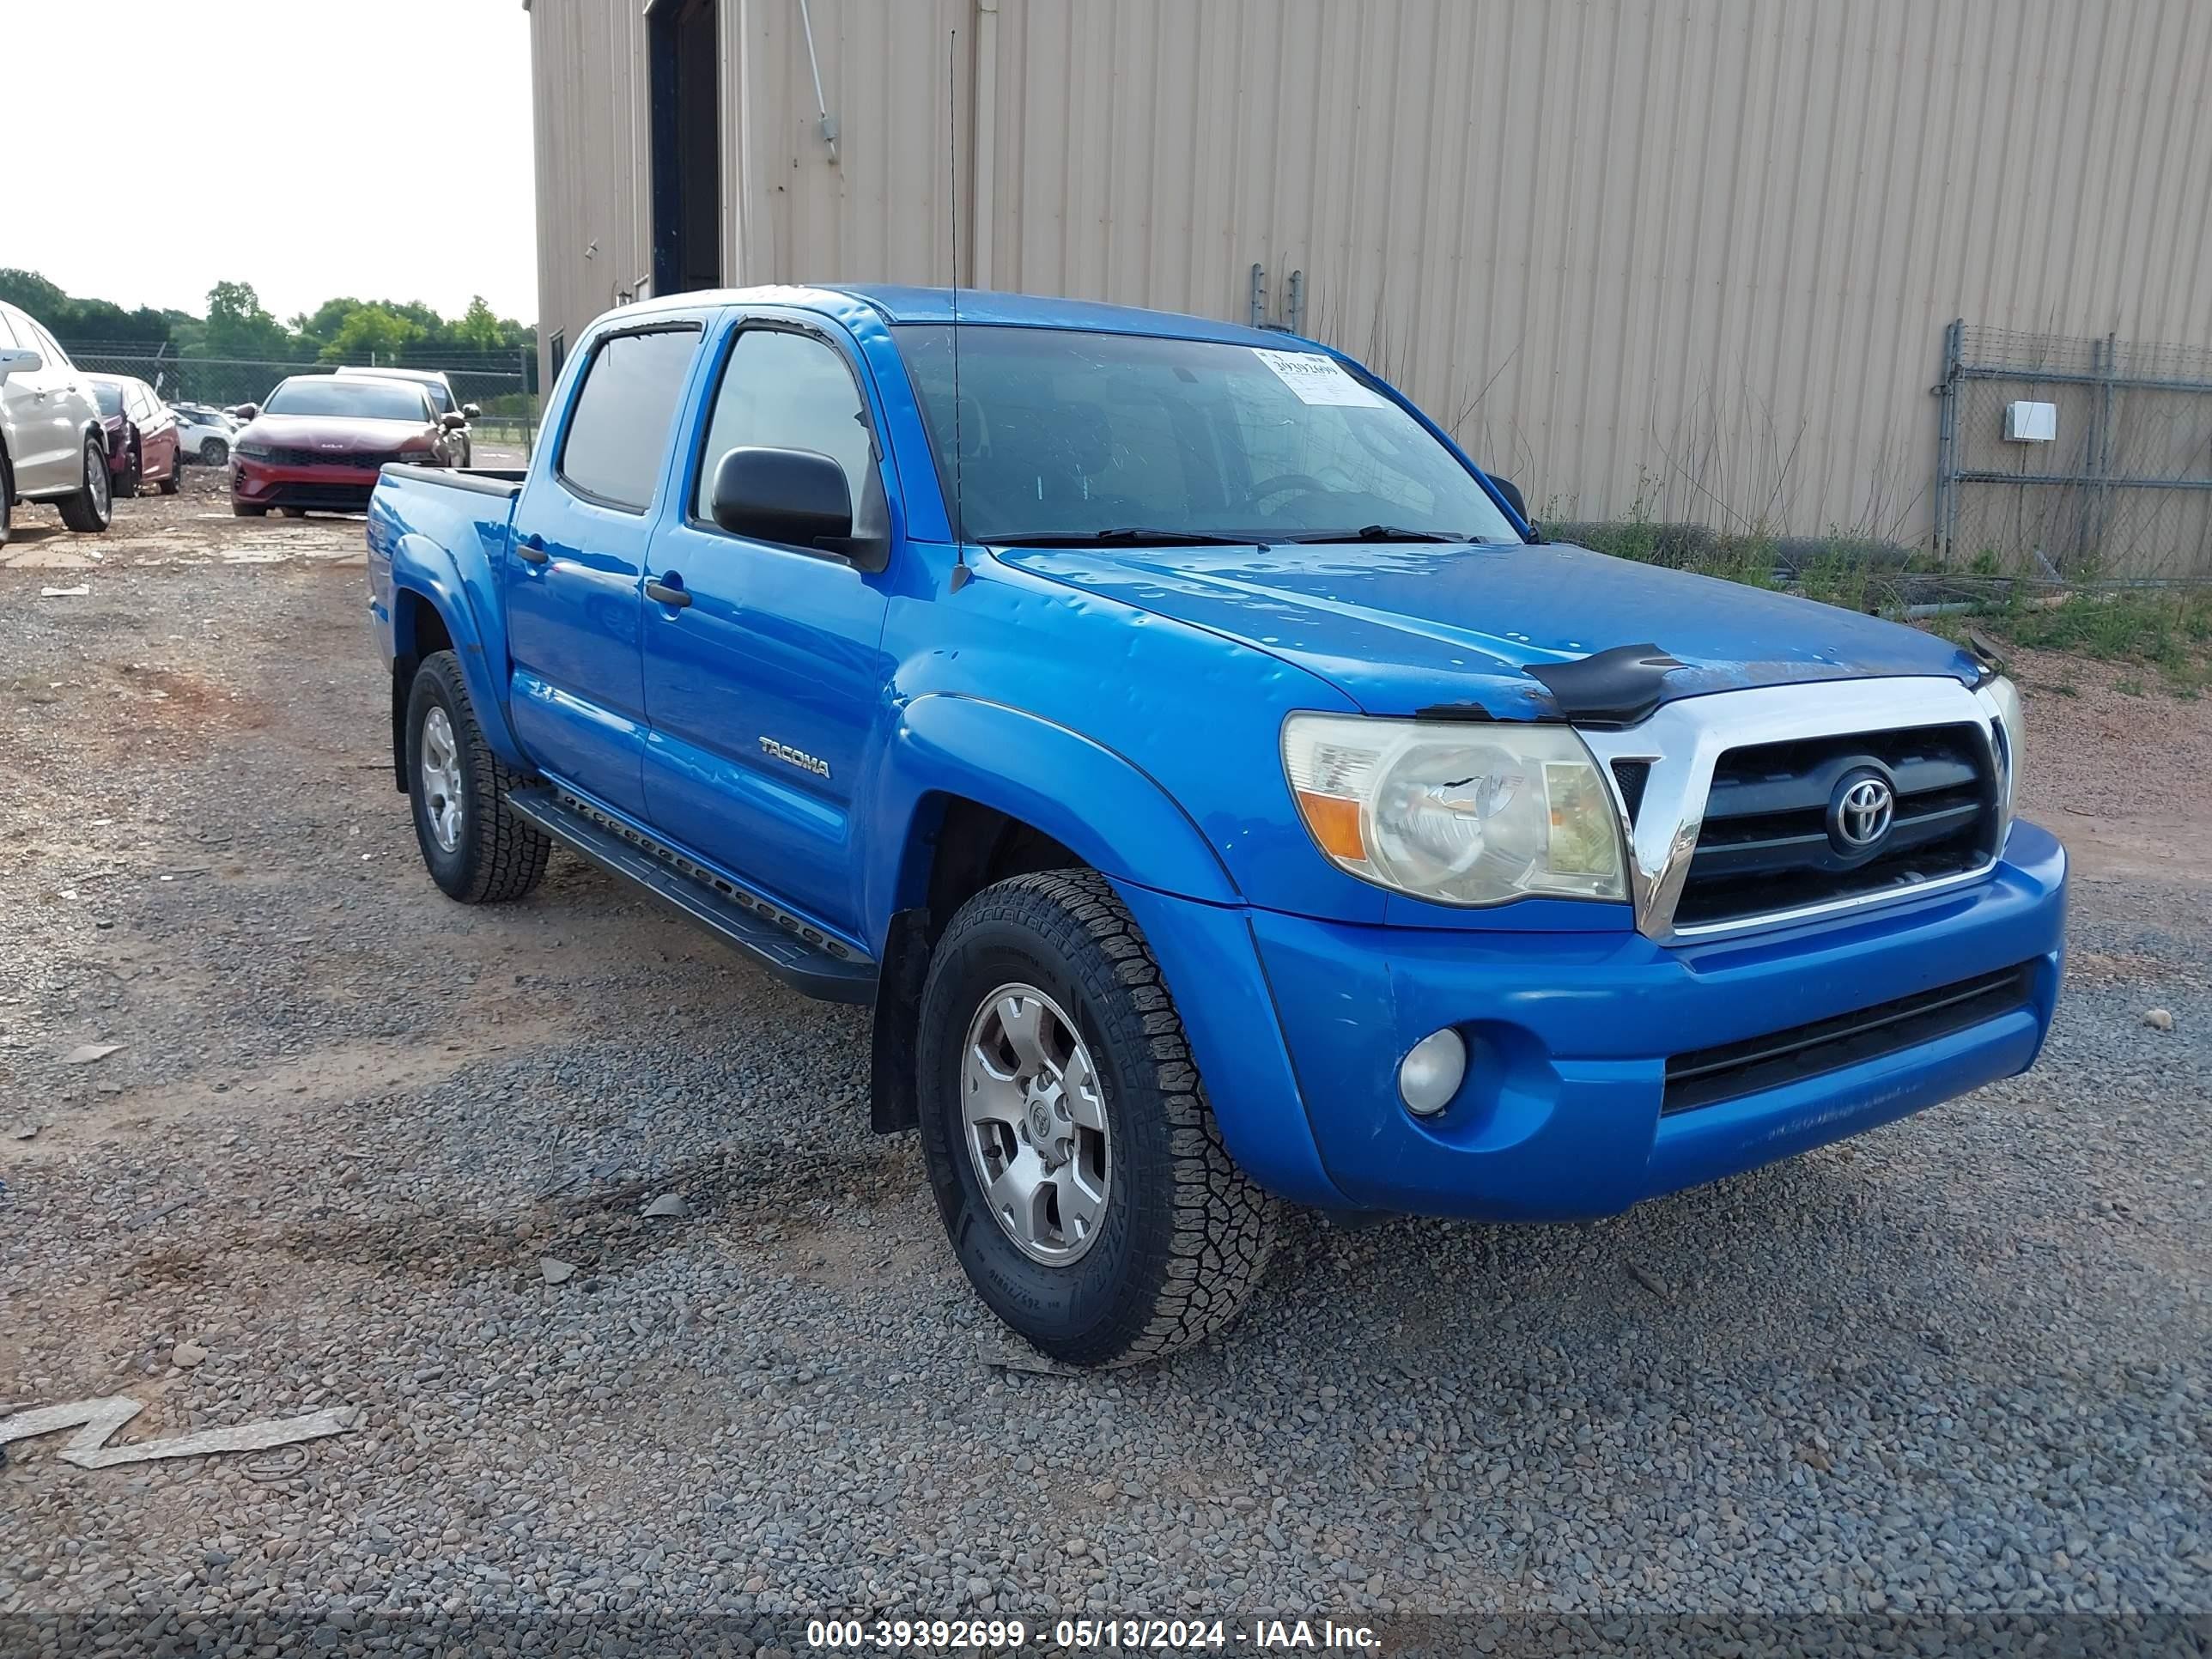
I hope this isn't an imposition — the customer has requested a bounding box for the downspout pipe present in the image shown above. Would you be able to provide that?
[971,0,998,289]
[797,0,839,162]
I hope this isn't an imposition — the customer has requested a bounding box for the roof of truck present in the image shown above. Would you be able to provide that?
[606,283,1304,350]
[830,285,1297,348]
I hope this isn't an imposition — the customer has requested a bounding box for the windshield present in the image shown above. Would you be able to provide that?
[263,378,430,422]
[893,325,1517,545]
[91,382,123,417]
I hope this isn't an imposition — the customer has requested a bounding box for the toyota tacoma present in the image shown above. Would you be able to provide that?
[366,286,2065,1366]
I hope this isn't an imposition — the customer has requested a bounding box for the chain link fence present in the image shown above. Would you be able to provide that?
[1936,322,2212,580]
[56,344,541,454]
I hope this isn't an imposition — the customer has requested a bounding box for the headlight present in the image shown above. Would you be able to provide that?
[1282,714,1627,907]
[233,441,271,460]
[1975,674,2023,834]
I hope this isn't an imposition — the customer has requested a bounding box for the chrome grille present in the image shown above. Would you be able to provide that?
[1674,724,2000,928]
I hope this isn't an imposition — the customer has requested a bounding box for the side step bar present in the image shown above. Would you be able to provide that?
[505,787,877,1005]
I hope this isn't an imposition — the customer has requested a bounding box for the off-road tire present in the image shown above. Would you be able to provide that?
[916,870,1277,1367]
[404,649,550,903]
[56,439,112,533]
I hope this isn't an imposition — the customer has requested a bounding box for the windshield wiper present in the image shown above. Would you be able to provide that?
[988,527,1258,548]
[1278,525,1468,544]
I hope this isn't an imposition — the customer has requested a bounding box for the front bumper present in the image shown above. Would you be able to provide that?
[233,455,385,513]
[1119,819,2066,1220]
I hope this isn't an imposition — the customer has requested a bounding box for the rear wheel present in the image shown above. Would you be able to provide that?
[405,649,550,903]
[1,450,13,547]
[280,506,307,519]
[201,437,228,465]
[57,439,112,533]
[232,502,268,517]
[916,871,1277,1367]
[116,442,142,501]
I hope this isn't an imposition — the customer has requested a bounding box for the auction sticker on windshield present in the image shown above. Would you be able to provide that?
[1253,348,1388,408]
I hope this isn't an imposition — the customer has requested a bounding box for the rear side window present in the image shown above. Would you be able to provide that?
[557,325,701,510]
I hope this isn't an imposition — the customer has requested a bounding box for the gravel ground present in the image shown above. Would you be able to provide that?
[2,489,2208,1654]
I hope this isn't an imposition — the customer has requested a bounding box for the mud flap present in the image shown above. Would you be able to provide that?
[870,908,931,1133]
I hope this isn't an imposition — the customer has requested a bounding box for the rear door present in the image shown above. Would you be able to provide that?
[638,313,895,933]
[503,317,707,818]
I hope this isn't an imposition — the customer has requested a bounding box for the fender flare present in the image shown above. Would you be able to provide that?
[386,531,529,775]
[866,693,1239,935]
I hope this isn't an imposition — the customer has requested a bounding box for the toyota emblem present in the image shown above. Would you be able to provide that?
[1830,773,1895,851]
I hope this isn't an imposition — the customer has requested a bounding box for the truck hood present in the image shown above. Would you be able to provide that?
[992,539,1979,719]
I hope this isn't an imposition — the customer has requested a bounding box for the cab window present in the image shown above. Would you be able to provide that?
[692,328,877,524]
[556,325,702,511]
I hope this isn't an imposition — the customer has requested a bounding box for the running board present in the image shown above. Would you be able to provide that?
[506,787,877,1004]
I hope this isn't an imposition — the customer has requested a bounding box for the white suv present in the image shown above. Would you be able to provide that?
[0,299,113,546]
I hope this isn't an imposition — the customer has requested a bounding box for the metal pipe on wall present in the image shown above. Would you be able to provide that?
[971,0,999,289]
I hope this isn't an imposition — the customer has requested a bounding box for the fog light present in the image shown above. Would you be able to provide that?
[1398,1027,1468,1116]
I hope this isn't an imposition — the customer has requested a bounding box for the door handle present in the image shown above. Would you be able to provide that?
[646,576,692,609]
[514,533,549,564]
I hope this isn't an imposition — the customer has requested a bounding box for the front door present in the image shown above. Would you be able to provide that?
[640,316,894,935]
[504,319,706,818]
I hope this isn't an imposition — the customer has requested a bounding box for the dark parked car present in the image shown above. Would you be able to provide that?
[231,375,466,518]
[86,374,180,498]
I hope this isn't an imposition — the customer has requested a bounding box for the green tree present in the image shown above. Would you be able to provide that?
[289,295,363,361]
[0,270,175,347]
[318,302,427,365]
[198,280,294,362]
[453,295,505,349]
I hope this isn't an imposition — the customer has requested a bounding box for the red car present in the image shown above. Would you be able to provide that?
[230,374,466,518]
[87,375,181,498]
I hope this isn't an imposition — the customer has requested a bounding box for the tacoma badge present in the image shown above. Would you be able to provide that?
[759,738,830,779]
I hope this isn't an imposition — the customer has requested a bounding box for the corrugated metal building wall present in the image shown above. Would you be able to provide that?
[528,0,2212,547]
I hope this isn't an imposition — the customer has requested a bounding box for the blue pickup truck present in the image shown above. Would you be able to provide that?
[367,285,2065,1366]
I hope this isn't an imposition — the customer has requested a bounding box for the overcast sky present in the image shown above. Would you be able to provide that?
[10,0,538,325]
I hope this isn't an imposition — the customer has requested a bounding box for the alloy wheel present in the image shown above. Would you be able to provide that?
[960,982,1111,1265]
[419,706,465,853]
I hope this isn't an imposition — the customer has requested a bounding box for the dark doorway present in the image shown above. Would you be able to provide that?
[649,0,722,296]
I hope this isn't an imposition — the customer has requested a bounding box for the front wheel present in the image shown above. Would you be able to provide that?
[201,437,228,466]
[404,649,550,903]
[916,871,1277,1367]
[56,438,112,533]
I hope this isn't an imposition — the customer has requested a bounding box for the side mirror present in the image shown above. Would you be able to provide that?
[460,404,481,421]
[1488,475,1528,523]
[234,403,260,421]
[709,446,853,549]
[0,347,43,379]
[439,411,468,431]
